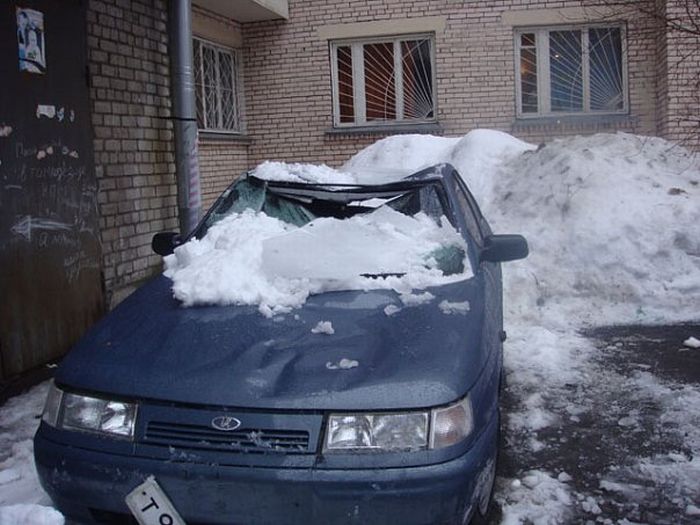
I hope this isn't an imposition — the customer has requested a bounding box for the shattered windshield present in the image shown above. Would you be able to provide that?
[201,176,452,232]
[165,174,472,313]
[197,176,466,277]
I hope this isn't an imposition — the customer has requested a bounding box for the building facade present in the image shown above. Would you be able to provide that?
[1,0,697,377]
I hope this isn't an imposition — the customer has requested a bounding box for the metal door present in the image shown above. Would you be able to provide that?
[0,1,103,378]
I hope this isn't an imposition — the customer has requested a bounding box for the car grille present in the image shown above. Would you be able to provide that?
[144,421,311,453]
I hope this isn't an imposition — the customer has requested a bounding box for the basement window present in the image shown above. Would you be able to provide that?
[330,35,437,128]
[193,37,243,133]
[515,25,628,118]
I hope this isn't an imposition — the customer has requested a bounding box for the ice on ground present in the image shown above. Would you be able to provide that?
[498,470,572,524]
[165,207,470,315]
[683,336,700,348]
[311,321,334,335]
[557,472,572,483]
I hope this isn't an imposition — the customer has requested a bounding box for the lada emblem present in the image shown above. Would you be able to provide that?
[211,416,242,432]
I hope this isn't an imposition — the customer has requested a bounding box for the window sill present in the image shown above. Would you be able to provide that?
[325,122,443,136]
[512,113,637,132]
[198,131,252,144]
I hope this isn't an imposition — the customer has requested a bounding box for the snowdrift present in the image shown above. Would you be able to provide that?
[345,131,700,326]
[168,129,699,326]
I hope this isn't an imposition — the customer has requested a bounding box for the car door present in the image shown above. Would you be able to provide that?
[447,173,504,374]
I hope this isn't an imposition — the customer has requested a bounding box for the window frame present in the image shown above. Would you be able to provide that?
[514,24,629,119]
[193,36,243,134]
[329,33,438,128]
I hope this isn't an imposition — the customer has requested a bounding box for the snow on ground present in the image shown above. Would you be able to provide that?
[2,129,699,523]
[0,382,62,525]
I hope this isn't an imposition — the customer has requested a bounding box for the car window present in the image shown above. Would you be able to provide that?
[450,177,484,246]
[201,178,316,235]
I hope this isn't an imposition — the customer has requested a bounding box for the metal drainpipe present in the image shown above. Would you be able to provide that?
[168,0,202,236]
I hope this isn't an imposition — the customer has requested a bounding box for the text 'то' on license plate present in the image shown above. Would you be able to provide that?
[125,476,187,525]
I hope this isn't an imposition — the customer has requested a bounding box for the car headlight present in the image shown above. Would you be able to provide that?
[429,395,473,449]
[41,381,137,439]
[324,396,473,452]
[325,412,428,451]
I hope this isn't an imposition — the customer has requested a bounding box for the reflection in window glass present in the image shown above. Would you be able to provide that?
[402,39,434,119]
[336,46,355,123]
[589,28,624,111]
[549,30,583,112]
[519,33,538,113]
[364,42,396,121]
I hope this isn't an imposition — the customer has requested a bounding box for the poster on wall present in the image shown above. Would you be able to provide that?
[17,7,46,74]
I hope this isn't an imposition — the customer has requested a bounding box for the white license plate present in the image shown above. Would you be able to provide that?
[125,476,187,525]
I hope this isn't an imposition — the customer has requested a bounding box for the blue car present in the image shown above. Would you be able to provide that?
[34,164,527,525]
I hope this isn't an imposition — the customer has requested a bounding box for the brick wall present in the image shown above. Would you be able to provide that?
[199,140,249,209]
[87,0,178,307]
[193,7,250,209]
[654,0,671,139]
[659,0,700,148]
[241,0,661,167]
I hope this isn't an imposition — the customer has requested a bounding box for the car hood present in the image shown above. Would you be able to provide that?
[57,275,487,411]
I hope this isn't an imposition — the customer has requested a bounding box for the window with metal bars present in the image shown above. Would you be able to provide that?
[330,35,436,127]
[515,25,628,118]
[193,37,242,133]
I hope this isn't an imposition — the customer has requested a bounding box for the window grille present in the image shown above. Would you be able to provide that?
[331,35,436,127]
[193,38,242,132]
[515,25,627,117]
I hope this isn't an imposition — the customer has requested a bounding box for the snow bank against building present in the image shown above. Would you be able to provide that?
[492,133,700,326]
[347,130,700,326]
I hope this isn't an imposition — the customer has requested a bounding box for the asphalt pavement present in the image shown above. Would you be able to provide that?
[496,323,700,525]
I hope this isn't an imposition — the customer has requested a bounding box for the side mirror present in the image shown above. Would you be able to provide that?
[480,234,529,263]
[151,232,182,256]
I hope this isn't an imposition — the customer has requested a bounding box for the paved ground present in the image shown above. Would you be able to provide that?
[496,324,700,524]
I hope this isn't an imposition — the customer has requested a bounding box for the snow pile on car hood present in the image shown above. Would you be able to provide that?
[164,207,469,316]
[346,130,700,326]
